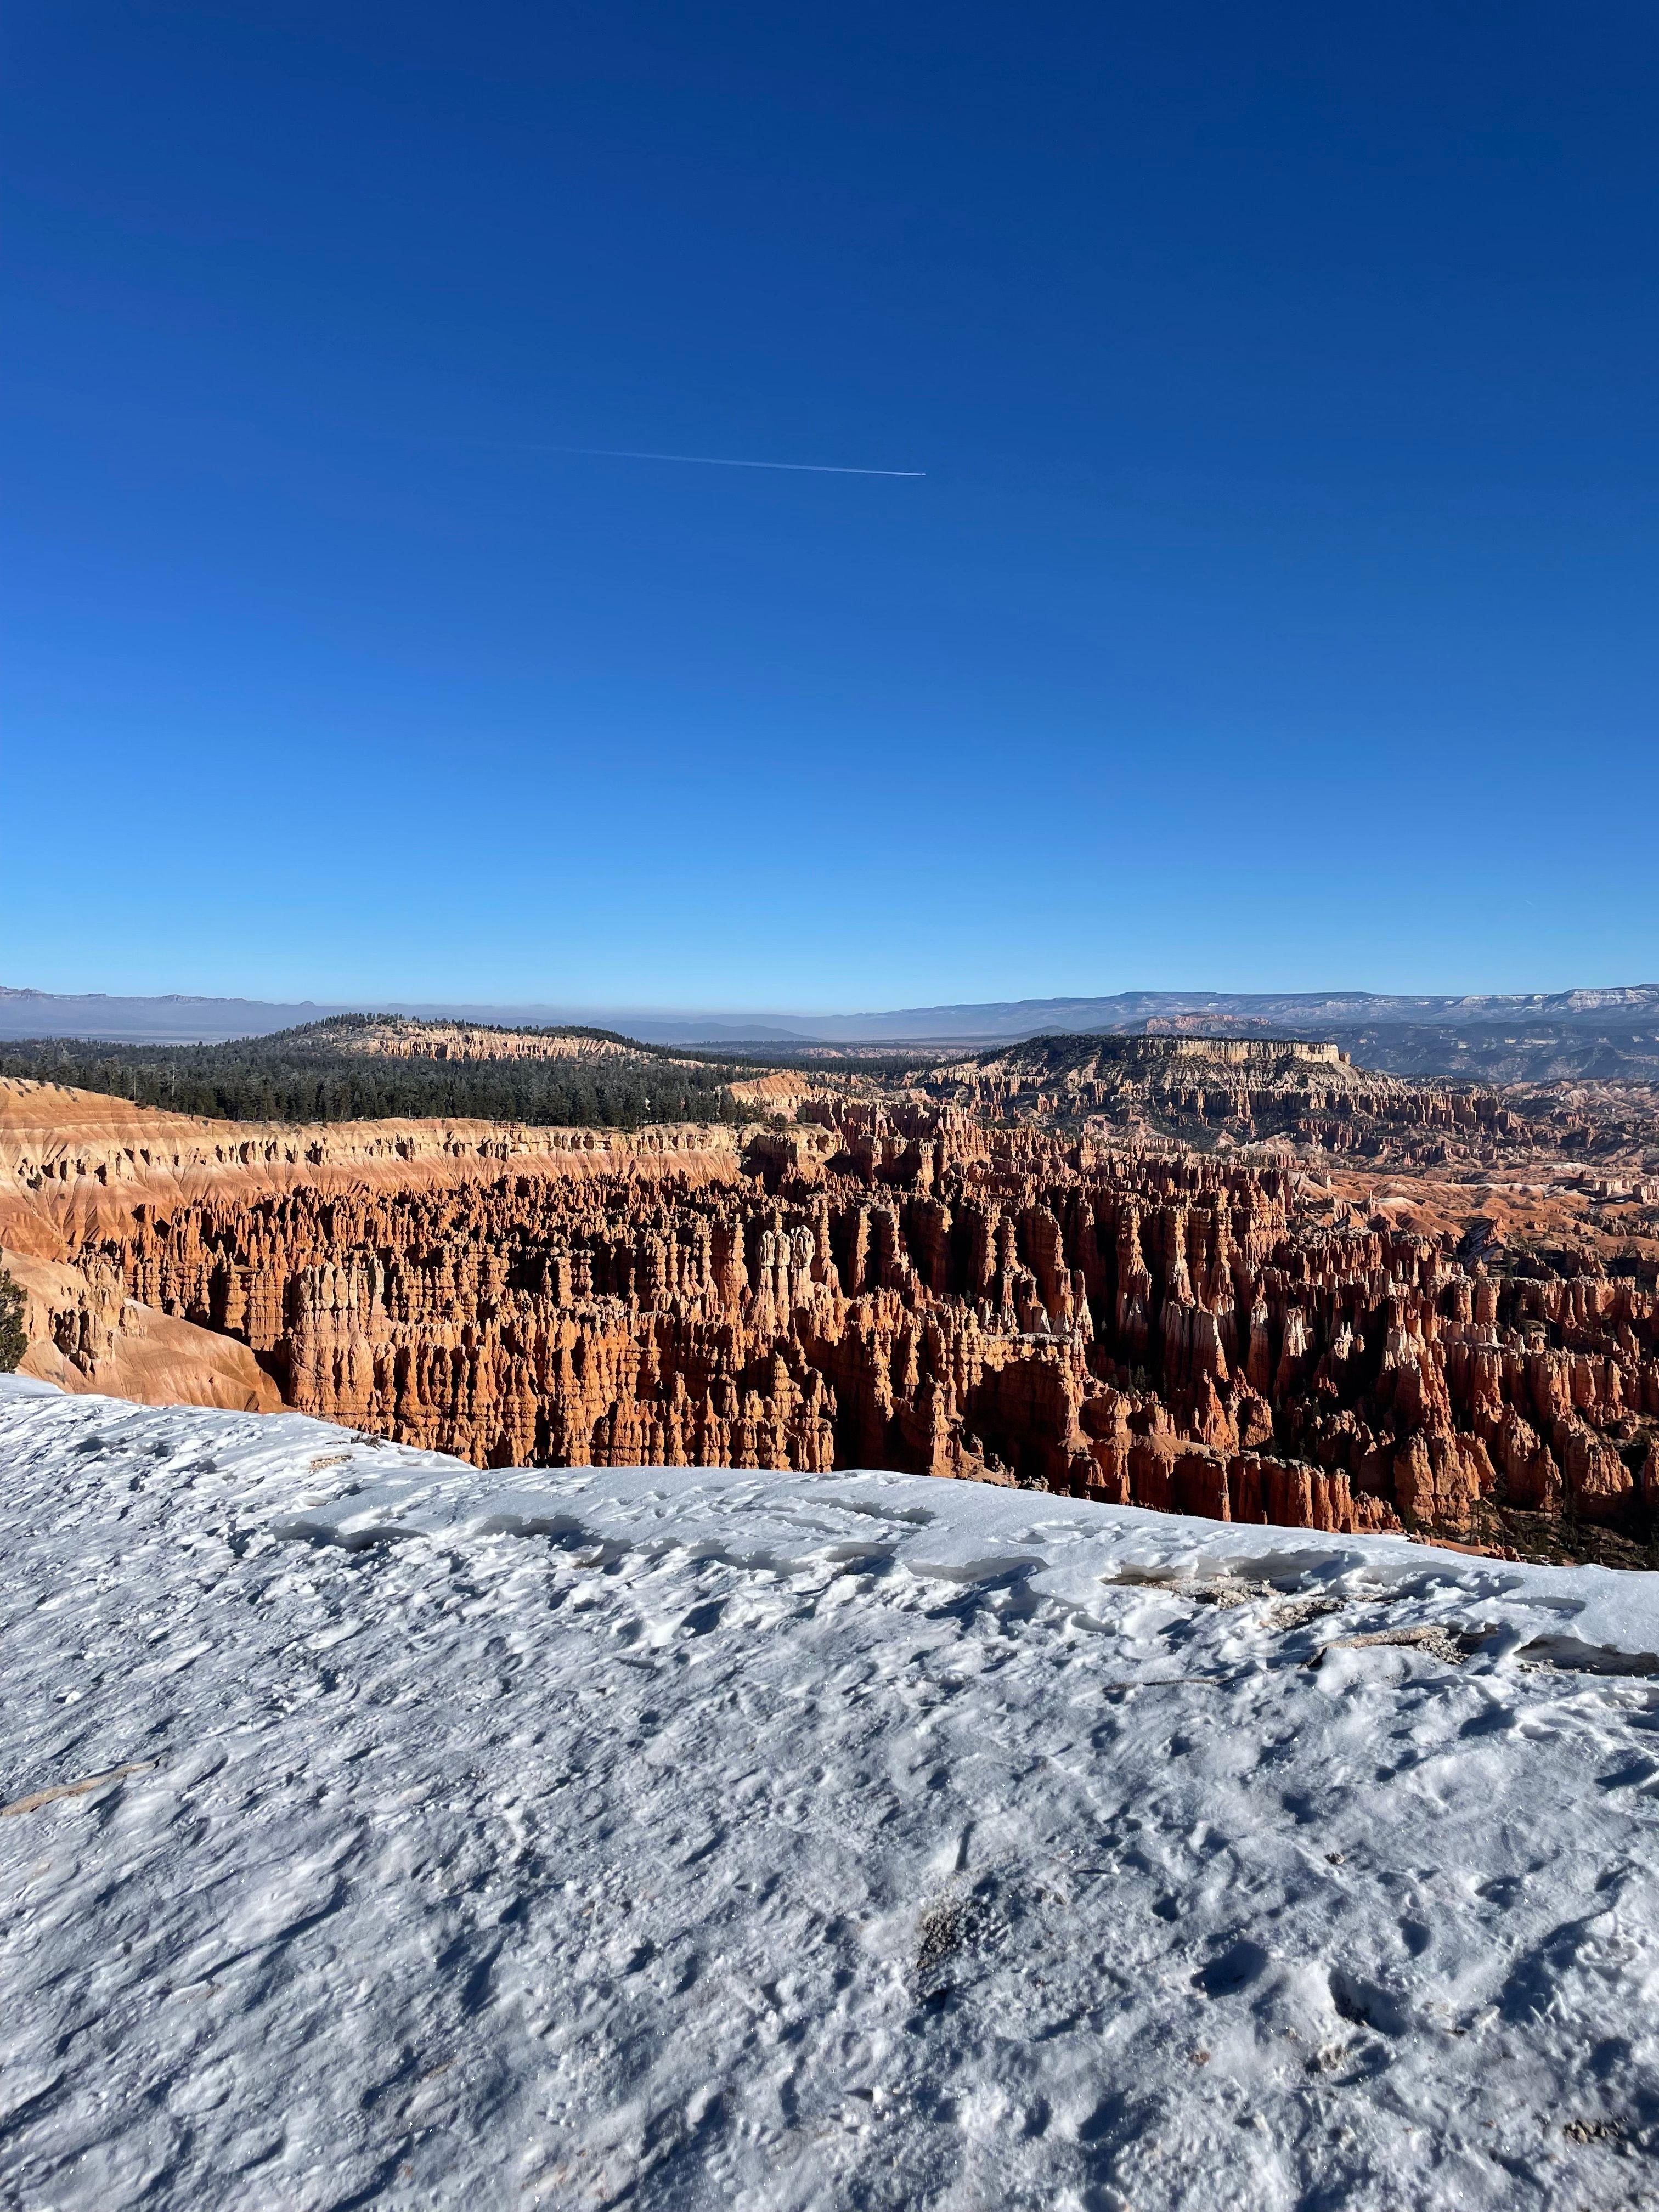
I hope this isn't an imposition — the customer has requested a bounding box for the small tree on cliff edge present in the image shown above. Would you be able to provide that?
[0,1269,26,1373]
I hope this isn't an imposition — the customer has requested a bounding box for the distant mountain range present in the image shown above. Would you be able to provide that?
[747,986,1659,1047]
[4,983,1658,1080]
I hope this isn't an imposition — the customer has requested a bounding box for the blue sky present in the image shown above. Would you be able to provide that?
[4,0,1656,1011]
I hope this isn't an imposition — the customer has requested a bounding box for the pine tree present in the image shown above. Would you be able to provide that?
[0,1269,27,1373]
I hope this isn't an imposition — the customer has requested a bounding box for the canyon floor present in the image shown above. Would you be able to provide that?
[5,1375,1659,2211]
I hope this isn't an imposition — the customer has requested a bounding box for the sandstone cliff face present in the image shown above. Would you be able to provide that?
[910,1035,1547,1166]
[2,1245,280,1413]
[0,1081,743,1190]
[338,1020,680,1064]
[7,1084,1652,1560]
[0,1081,743,1260]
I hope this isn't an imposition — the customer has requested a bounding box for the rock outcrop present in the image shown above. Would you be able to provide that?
[337,1020,676,1063]
[907,1033,1550,1165]
[4,1082,1654,1559]
[2,1245,279,1412]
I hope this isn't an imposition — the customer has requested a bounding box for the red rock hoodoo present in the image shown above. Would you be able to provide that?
[5,1078,1654,1561]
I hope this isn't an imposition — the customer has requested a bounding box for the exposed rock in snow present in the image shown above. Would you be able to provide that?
[3,1373,1659,2209]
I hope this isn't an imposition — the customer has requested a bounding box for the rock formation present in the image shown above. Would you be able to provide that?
[337,1019,677,1063]
[907,1034,1553,1165]
[4,1079,1654,1562]
[340,1020,844,1116]
[2,1245,279,1412]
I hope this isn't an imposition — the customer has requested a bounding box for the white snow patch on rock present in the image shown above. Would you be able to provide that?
[3,1375,1659,2208]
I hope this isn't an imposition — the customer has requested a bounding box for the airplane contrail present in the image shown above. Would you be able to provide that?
[536,444,924,478]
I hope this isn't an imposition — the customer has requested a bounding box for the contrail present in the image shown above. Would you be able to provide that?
[536,444,924,478]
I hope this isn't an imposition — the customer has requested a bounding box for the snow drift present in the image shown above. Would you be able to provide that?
[3,1375,1659,2209]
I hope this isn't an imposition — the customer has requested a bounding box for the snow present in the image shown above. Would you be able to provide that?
[3,1376,1659,2209]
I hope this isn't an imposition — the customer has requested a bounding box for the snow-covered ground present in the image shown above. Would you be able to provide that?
[4,1378,1659,2210]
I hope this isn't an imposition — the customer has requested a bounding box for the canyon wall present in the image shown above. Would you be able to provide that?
[5,1081,1654,1559]
[2,1244,280,1412]
[913,1035,1542,1164]
[0,1081,742,1252]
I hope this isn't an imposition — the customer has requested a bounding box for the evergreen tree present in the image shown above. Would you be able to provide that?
[0,1269,27,1373]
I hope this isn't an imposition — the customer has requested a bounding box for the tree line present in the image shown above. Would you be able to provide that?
[0,1020,752,1130]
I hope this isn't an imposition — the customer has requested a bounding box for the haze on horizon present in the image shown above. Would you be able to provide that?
[4,0,1656,1006]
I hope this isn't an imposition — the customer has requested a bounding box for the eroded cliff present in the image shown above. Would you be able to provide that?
[906,1033,1568,1166]
[5,1080,1654,1562]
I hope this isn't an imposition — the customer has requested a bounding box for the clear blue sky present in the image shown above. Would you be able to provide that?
[4,1,1656,1011]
